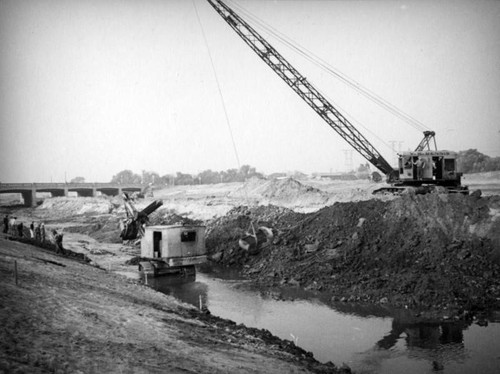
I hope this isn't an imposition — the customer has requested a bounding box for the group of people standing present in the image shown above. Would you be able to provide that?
[2,214,46,242]
[3,214,64,253]
[30,221,47,242]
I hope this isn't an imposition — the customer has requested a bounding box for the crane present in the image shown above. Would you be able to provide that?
[206,0,468,194]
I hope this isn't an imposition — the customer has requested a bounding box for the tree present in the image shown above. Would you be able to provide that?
[70,176,85,183]
[457,149,500,173]
[141,170,160,185]
[198,169,221,184]
[356,163,371,179]
[174,172,195,185]
[111,170,142,184]
[225,168,239,183]
[237,165,263,181]
[159,174,175,185]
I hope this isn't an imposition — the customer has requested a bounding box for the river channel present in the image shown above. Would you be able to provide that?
[147,269,500,374]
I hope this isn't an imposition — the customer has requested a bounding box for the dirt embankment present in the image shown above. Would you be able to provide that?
[206,193,500,316]
[0,239,348,374]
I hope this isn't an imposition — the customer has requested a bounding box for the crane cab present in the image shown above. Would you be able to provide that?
[139,225,207,277]
[397,151,463,189]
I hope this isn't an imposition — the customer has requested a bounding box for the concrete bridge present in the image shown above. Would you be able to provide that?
[0,183,145,207]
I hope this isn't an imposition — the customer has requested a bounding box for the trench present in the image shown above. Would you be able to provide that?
[147,268,500,374]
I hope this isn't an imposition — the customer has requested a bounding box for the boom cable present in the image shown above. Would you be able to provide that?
[193,0,255,210]
[226,0,430,134]
[193,0,242,170]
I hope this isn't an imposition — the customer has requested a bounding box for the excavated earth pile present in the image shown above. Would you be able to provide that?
[206,193,500,314]
[230,178,332,211]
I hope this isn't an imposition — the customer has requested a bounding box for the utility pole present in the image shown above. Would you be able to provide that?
[342,149,354,172]
[389,140,404,166]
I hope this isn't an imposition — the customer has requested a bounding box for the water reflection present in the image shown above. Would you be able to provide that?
[148,274,208,309]
[377,319,467,351]
[147,271,500,374]
[363,319,469,373]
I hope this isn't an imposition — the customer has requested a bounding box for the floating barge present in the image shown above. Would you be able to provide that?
[138,225,207,277]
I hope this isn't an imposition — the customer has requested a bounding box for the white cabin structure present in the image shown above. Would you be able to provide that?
[140,225,207,269]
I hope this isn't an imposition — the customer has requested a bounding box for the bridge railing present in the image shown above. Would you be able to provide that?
[0,182,145,189]
[0,183,35,187]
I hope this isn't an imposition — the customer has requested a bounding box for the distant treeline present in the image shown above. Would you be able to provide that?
[108,165,267,186]
[457,149,500,174]
[67,150,498,186]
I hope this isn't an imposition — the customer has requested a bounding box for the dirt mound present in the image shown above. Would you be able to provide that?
[206,194,500,315]
[37,197,115,216]
[231,178,330,211]
[64,216,123,243]
[206,205,295,265]
[148,208,203,226]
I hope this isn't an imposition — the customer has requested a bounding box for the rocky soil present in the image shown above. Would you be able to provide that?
[206,192,500,317]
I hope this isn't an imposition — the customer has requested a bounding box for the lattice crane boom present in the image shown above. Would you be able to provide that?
[206,0,396,179]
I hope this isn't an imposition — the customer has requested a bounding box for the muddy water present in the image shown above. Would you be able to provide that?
[149,271,500,374]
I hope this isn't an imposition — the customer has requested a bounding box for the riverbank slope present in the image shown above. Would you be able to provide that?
[0,238,346,373]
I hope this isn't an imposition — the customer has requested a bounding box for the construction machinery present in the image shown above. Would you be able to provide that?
[206,0,468,195]
[138,225,207,277]
[119,194,208,277]
[119,192,163,242]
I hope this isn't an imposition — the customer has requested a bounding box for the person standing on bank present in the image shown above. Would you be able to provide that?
[40,223,46,242]
[53,230,64,254]
[30,221,35,238]
[9,217,17,236]
[414,157,426,180]
[35,223,41,241]
[17,222,24,237]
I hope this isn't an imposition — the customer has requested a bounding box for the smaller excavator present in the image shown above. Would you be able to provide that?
[119,192,163,242]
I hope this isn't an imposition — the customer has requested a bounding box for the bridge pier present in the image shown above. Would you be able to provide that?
[21,189,37,207]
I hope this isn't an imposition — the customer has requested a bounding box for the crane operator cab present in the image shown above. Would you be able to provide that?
[397,151,466,192]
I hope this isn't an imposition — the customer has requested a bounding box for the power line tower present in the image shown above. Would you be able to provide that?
[342,149,354,171]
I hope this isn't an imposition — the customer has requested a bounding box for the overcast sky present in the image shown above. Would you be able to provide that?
[1,0,499,182]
